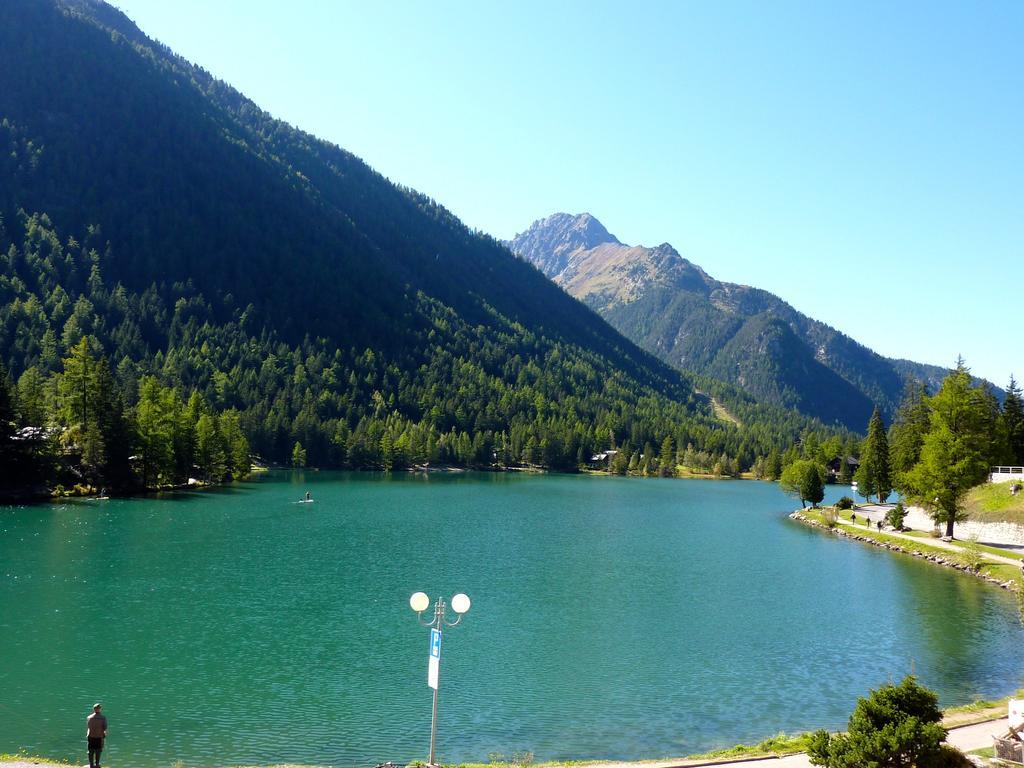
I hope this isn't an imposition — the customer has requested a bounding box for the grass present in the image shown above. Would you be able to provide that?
[895,525,1022,561]
[965,482,1024,524]
[942,689,1024,727]
[683,732,813,760]
[974,542,1024,561]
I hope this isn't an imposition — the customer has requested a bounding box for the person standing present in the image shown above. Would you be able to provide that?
[86,703,108,768]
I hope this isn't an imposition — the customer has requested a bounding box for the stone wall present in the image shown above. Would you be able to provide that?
[903,506,1024,546]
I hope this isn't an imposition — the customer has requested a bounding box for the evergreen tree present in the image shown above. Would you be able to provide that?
[642,441,655,476]
[56,339,108,481]
[219,409,250,479]
[658,436,676,477]
[92,357,134,488]
[888,380,930,484]
[197,413,227,480]
[807,676,961,768]
[0,363,20,491]
[1002,376,1024,465]
[15,367,49,427]
[170,389,197,484]
[780,459,825,508]
[135,376,174,487]
[854,407,891,503]
[901,361,991,538]
[627,450,639,473]
[609,443,630,475]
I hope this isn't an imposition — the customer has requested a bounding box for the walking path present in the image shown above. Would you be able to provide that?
[835,513,1024,568]
[850,505,1024,560]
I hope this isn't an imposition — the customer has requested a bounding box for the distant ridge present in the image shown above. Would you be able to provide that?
[510,213,994,429]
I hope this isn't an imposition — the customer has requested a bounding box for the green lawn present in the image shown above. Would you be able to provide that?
[893,520,1021,561]
[965,482,1024,524]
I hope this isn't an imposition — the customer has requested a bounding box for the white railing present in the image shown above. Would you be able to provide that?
[990,466,1024,483]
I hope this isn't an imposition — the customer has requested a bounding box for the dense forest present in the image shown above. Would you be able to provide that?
[0,1,850,496]
[0,209,848,495]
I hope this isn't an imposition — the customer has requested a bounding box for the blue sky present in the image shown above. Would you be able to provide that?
[111,1,1023,390]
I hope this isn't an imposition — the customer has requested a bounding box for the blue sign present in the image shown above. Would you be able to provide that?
[430,628,442,658]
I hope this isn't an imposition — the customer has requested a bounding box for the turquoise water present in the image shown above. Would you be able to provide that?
[1,472,1022,767]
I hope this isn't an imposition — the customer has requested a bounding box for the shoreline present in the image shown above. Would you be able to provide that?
[1,710,1013,768]
[1,468,757,507]
[790,510,1023,593]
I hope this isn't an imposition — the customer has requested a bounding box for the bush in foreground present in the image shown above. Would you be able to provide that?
[808,675,970,767]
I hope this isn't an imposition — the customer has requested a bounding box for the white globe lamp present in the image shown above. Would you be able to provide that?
[450,593,471,614]
[409,591,430,613]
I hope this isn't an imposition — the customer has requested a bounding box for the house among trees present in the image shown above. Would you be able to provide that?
[827,455,859,482]
[588,450,618,467]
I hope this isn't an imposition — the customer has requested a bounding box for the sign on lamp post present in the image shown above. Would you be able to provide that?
[428,627,441,690]
[410,591,470,767]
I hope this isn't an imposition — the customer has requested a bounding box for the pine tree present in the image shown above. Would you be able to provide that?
[1002,376,1024,465]
[889,380,930,483]
[781,459,825,508]
[808,676,950,768]
[197,413,227,480]
[902,361,991,538]
[290,440,307,469]
[854,407,891,503]
[0,363,20,491]
[15,367,48,427]
[658,436,676,477]
[135,376,174,487]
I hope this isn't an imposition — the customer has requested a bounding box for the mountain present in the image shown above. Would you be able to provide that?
[510,213,971,430]
[0,0,838,487]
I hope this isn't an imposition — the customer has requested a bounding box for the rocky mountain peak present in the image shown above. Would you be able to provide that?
[509,212,620,277]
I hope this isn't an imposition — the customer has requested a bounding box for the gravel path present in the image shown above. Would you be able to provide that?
[835,512,1024,568]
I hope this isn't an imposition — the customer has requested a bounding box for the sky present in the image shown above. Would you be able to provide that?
[110,0,1024,388]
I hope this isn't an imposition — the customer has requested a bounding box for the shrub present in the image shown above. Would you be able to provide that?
[885,502,907,531]
[822,507,838,528]
[957,536,985,571]
[808,676,960,768]
[835,496,854,510]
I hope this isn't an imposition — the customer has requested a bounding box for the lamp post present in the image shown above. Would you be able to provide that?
[409,591,471,767]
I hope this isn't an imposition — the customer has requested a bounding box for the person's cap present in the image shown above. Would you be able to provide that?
[93,703,102,709]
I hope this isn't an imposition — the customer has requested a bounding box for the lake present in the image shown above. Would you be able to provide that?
[1,471,1022,767]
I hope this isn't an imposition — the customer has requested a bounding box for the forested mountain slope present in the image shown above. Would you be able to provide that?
[0,0,839,489]
[510,213,986,430]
